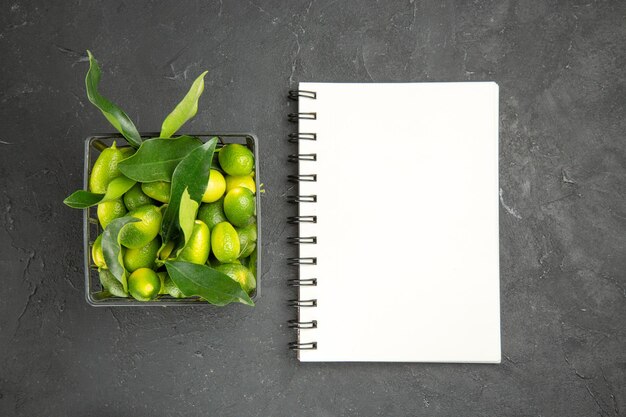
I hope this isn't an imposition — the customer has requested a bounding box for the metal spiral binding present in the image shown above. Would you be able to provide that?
[287,215,317,224]
[288,174,317,182]
[287,278,317,286]
[286,195,317,203]
[288,89,319,352]
[288,299,317,307]
[288,133,316,143]
[288,257,317,266]
[288,319,318,329]
[288,341,317,350]
[287,236,317,244]
[288,153,317,162]
[288,90,317,100]
[288,112,316,122]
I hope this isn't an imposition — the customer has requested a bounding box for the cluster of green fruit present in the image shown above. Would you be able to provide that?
[89,142,258,301]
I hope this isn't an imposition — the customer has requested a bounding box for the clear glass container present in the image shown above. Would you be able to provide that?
[83,133,261,306]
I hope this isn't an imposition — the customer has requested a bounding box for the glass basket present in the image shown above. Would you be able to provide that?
[83,133,261,306]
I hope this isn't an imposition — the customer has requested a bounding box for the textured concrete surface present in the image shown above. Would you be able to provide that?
[1,1,625,416]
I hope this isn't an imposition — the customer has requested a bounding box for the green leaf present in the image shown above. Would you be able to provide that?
[161,138,217,245]
[63,176,136,209]
[91,291,113,301]
[117,136,202,183]
[98,269,128,297]
[165,260,254,306]
[160,71,208,139]
[85,51,142,148]
[101,216,140,292]
[177,188,199,256]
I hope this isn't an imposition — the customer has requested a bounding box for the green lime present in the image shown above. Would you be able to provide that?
[128,268,161,301]
[223,187,255,227]
[202,169,226,203]
[236,222,257,258]
[211,222,240,263]
[157,271,167,295]
[209,255,241,267]
[119,205,163,249]
[159,240,176,260]
[99,269,127,297]
[163,273,184,298]
[215,263,256,295]
[225,174,256,194]
[248,247,257,279]
[97,198,127,229]
[218,144,254,176]
[123,183,153,211]
[123,237,160,272]
[197,198,227,230]
[239,243,255,260]
[141,181,171,203]
[89,142,134,193]
[248,247,254,278]
[178,220,211,265]
[92,234,107,269]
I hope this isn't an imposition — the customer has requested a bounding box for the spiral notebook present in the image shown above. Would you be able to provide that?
[287,82,500,363]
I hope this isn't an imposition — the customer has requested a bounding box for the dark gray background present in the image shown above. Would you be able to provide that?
[1,0,625,416]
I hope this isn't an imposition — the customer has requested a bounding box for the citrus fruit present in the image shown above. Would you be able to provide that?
[225,174,256,194]
[223,187,255,227]
[209,255,241,267]
[211,222,240,263]
[202,169,226,203]
[157,271,167,295]
[141,181,171,203]
[97,198,127,228]
[215,263,256,295]
[248,248,257,279]
[128,268,161,301]
[89,142,133,193]
[197,198,227,230]
[119,205,162,249]
[123,183,152,211]
[92,234,106,269]
[162,273,184,298]
[240,243,255,260]
[218,144,254,176]
[123,237,160,272]
[159,240,176,260]
[236,222,257,258]
[99,269,127,297]
[178,220,211,265]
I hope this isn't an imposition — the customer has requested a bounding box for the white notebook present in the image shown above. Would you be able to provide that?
[290,82,500,363]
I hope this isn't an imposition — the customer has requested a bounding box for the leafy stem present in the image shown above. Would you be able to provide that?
[85,51,142,148]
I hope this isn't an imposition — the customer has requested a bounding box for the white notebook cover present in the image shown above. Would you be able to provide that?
[295,82,500,363]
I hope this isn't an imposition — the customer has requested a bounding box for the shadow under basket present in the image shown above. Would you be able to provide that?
[83,133,261,306]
